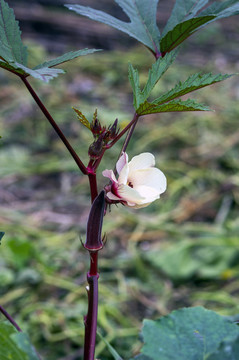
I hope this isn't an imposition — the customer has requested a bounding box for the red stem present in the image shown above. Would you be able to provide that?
[120,113,139,154]
[0,305,42,360]
[0,305,22,332]
[20,75,100,359]
[84,172,99,359]
[20,76,88,175]
[88,172,98,203]
[107,112,139,149]
[84,273,99,360]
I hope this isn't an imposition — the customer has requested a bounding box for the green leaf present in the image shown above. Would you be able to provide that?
[199,0,239,20]
[141,50,178,101]
[160,15,215,54]
[0,0,99,82]
[136,307,239,360]
[161,0,239,53]
[11,62,65,82]
[128,51,178,110]
[0,322,39,360]
[162,0,210,36]
[153,72,234,105]
[34,48,101,69]
[11,333,39,360]
[0,0,27,64]
[137,99,210,115]
[128,62,141,109]
[66,0,161,53]
[72,107,91,130]
[207,336,239,360]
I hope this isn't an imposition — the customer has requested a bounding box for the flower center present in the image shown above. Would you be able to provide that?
[128,181,133,188]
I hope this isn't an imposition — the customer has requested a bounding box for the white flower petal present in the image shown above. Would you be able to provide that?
[103,151,167,209]
[118,163,129,185]
[129,152,155,172]
[118,184,145,205]
[129,168,167,194]
[116,152,128,175]
[106,191,121,201]
[102,169,118,183]
[134,185,160,201]
[129,201,152,209]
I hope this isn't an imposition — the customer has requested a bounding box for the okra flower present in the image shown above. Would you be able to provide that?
[102,152,166,208]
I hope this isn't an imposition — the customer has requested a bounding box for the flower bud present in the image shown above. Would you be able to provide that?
[84,190,105,252]
[108,118,119,140]
[88,134,105,159]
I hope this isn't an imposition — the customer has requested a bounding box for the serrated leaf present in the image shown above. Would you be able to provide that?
[128,51,178,110]
[137,307,239,360]
[34,48,101,69]
[0,57,64,82]
[137,98,210,115]
[153,72,234,105]
[0,322,39,360]
[0,59,25,74]
[162,0,210,36]
[72,107,91,130]
[128,63,141,109]
[66,0,161,54]
[141,50,178,101]
[0,0,27,64]
[161,0,239,52]
[199,0,239,20]
[160,15,215,54]
[12,62,64,82]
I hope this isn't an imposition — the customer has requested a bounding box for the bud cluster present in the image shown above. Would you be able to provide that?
[88,110,119,159]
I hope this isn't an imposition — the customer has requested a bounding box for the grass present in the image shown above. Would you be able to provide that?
[0,40,239,359]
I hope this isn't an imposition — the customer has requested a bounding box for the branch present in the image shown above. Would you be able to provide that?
[20,76,88,175]
[84,272,99,360]
[0,305,22,332]
[107,112,139,149]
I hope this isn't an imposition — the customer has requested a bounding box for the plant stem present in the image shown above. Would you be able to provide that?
[0,305,42,360]
[84,272,99,360]
[20,75,100,358]
[88,172,98,203]
[83,176,101,359]
[20,76,88,175]
[84,252,99,360]
[0,305,22,332]
[107,112,139,149]
[120,112,139,154]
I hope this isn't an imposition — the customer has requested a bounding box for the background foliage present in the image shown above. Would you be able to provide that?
[0,1,239,359]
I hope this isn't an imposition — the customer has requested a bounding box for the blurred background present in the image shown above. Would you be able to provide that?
[1,1,239,359]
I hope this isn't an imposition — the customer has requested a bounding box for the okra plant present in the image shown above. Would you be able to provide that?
[1,0,239,359]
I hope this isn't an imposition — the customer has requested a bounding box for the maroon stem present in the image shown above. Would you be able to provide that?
[88,172,98,203]
[20,76,88,175]
[84,171,100,359]
[84,251,99,360]
[0,305,42,360]
[0,305,22,332]
[120,113,139,154]
[107,112,139,149]
[19,75,100,359]
[84,271,99,360]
